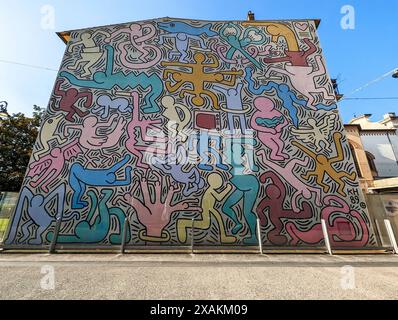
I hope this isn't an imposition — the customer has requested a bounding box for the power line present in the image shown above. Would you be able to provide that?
[0,59,58,72]
[341,97,398,101]
[340,67,398,101]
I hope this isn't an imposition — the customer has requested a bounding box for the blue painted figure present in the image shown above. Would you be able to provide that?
[47,189,130,244]
[60,45,162,113]
[69,154,132,209]
[246,67,337,124]
[213,83,250,133]
[222,137,259,244]
[5,184,79,245]
[245,67,307,127]
[220,23,265,69]
[188,132,229,171]
[151,147,205,196]
[158,21,216,62]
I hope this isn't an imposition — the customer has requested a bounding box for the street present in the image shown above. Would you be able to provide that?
[0,253,397,300]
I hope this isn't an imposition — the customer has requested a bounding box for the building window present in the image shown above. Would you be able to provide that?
[349,143,363,178]
[365,151,378,178]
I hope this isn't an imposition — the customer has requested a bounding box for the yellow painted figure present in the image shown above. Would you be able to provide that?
[67,32,109,77]
[292,132,357,197]
[34,114,67,160]
[242,22,299,51]
[177,173,236,244]
[161,52,243,108]
[161,95,191,142]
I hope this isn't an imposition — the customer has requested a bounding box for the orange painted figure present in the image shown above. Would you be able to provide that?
[161,52,243,108]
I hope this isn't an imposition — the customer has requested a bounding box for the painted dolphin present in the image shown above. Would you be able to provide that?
[158,21,217,37]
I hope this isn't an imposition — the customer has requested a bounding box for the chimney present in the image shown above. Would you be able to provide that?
[247,11,255,21]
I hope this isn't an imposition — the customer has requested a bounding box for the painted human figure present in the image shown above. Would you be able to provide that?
[92,95,132,119]
[125,91,167,169]
[5,184,79,245]
[219,22,266,69]
[243,22,300,52]
[161,95,191,142]
[286,195,370,247]
[105,23,161,69]
[115,171,201,242]
[177,172,236,244]
[188,130,228,172]
[250,97,288,161]
[256,171,314,246]
[263,38,317,67]
[291,114,338,153]
[222,137,259,244]
[69,154,132,209]
[151,146,205,197]
[264,55,337,109]
[213,83,249,134]
[67,31,109,77]
[60,45,162,114]
[292,132,357,197]
[245,68,305,127]
[158,21,216,62]
[64,114,126,165]
[34,114,67,160]
[161,52,243,108]
[27,139,82,193]
[51,79,93,122]
[47,189,130,244]
[257,150,322,213]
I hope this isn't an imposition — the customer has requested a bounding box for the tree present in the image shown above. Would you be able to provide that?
[0,104,44,192]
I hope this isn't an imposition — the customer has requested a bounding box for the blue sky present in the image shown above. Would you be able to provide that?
[0,0,397,122]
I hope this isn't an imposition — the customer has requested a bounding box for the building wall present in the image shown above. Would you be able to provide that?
[4,18,376,248]
[360,132,398,177]
[344,125,374,191]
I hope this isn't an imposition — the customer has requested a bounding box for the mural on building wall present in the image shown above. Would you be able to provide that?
[4,18,376,247]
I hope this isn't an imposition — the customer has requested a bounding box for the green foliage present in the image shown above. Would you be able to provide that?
[0,104,44,192]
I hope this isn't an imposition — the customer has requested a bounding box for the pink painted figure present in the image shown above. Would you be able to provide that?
[251,97,288,161]
[125,91,167,168]
[27,139,82,193]
[257,150,322,212]
[286,195,370,247]
[114,171,201,240]
[105,23,161,69]
[64,114,126,165]
[265,55,335,109]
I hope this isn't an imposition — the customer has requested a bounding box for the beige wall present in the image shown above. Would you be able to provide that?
[345,124,374,191]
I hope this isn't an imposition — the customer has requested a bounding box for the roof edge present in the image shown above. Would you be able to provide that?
[56,16,321,44]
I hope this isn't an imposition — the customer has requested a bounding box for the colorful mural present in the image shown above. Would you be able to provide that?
[4,18,376,248]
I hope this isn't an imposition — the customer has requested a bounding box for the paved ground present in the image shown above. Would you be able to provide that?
[0,252,397,300]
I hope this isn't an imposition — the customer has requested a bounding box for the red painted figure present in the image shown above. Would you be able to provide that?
[52,78,93,122]
[263,38,317,67]
[257,171,314,246]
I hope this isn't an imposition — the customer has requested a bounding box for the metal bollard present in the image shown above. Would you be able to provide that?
[49,217,62,254]
[321,219,333,255]
[384,219,398,254]
[191,218,195,254]
[120,218,129,254]
[256,218,263,254]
